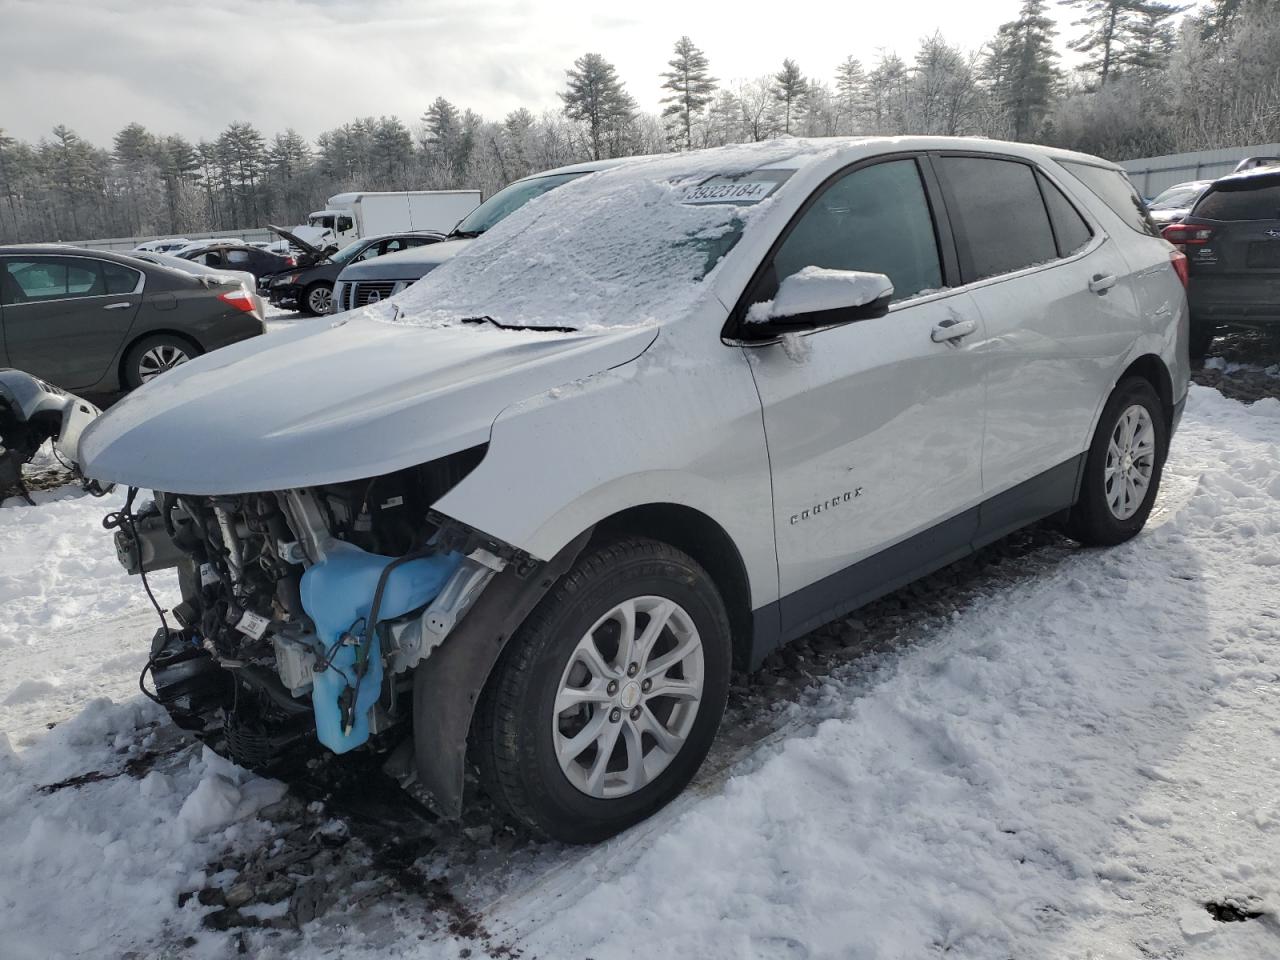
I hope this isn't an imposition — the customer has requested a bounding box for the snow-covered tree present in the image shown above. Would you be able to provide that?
[660,36,717,150]
[560,53,637,160]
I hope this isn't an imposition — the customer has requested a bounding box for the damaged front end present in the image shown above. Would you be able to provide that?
[0,369,104,503]
[116,446,529,789]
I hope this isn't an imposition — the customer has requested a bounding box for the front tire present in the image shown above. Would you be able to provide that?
[1067,377,1167,547]
[303,282,333,316]
[473,538,731,843]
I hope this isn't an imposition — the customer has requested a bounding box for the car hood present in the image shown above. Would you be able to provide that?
[79,313,658,495]
[336,238,472,282]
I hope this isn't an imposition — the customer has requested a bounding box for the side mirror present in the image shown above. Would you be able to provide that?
[746,267,894,333]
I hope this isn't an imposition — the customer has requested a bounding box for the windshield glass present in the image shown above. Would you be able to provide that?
[367,144,818,331]
[1149,185,1202,210]
[329,240,371,265]
[451,172,585,237]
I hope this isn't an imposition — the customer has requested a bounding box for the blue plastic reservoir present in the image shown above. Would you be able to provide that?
[300,541,462,754]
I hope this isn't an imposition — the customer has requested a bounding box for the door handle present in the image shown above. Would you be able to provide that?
[930,317,977,343]
[1088,274,1117,294]
[103,301,132,310]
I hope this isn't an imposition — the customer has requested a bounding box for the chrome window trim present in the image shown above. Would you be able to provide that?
[0,252,146,307]
[726,154,1113,348]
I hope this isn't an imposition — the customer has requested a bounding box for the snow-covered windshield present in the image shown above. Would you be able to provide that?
[371,143,823,331]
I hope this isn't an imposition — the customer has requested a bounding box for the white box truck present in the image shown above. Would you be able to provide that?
[298,190,481,248]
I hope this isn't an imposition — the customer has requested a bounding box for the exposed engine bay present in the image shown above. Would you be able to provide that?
[114,444,531,778]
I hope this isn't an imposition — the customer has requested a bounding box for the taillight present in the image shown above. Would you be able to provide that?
[218,288,257,313]
[1169,249,1189,288]
[1161,223,1214,248]
[285,255,297,267]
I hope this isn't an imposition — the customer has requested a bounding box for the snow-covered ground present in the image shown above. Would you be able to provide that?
[2,384,1280,958]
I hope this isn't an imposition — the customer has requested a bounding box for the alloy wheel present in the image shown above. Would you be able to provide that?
[308,285,333,314]
[1105,403,1156,520]
[137,343,191,384]
[553,595,704,799]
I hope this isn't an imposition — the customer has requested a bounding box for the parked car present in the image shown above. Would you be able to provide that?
[1145,179,1213,226]
[332,158,630,312]
[126,251,266,316]
[1163,165,1280,359]
[132,238,192,254]
[172,238,246,255]
[263,229,444,315]
[177,243,295,282]
[0,245,264,393]
[77,137,1188,844]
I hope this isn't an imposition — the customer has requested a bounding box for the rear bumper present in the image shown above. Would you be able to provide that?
[1189,278,1280,328]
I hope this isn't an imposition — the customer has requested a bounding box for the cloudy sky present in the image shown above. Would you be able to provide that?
[2,0,1089,145]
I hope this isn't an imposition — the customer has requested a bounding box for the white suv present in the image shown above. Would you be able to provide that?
[79,138,1189,843]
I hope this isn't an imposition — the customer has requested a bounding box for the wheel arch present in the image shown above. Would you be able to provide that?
[1118,352,1175,435]
[590,502,756,671]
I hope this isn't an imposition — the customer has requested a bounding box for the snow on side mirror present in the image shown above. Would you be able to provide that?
[746,267,894,332]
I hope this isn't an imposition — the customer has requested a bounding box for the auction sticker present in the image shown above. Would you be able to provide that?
[682,179,781,204]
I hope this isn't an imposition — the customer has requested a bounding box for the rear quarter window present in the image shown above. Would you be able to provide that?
[1058,160,1161,238]
[1192,176,1280,221]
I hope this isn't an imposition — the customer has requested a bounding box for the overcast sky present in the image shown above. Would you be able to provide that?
[2,0,1091,146]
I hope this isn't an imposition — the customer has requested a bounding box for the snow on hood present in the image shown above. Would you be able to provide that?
[361,140,843,332]
[78,315,657,495]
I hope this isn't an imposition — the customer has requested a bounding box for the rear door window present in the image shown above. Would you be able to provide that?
[2,257,103,302]
[766,157,943,304]
[1192,176,1280,221]
[1059,160,1161,237]
[1037,172,1094,257]
[938,156,1058,281]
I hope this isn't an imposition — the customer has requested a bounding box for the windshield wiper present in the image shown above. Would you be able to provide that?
[461,315,578,333]
[447,229,483,240]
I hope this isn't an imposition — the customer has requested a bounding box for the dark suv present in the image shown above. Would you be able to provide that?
[1164,165,1280,359]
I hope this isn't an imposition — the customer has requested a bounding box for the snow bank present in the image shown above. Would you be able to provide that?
[0,699,283,959]
[0,485,178,744]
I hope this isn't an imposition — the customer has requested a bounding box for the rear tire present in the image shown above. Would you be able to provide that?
[473,538,731,843]
[1067,377,1167,547]
[123,334,202,390]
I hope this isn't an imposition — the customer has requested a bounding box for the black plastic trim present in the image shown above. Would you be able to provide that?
[746,454,1085,669]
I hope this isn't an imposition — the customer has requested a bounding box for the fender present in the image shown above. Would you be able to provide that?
[411,527,593,818]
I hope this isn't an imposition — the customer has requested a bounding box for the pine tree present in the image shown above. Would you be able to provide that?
[660,36,717,150]
[1119,1,1185,78]
[834,57,867,133]
[560,53,637,160]
[985,0,1061,139]
[157,134,201,232]
[1059,0,1184,86]
[772,59,807,134]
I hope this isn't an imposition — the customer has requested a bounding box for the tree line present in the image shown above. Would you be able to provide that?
[0,0,1276,244]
